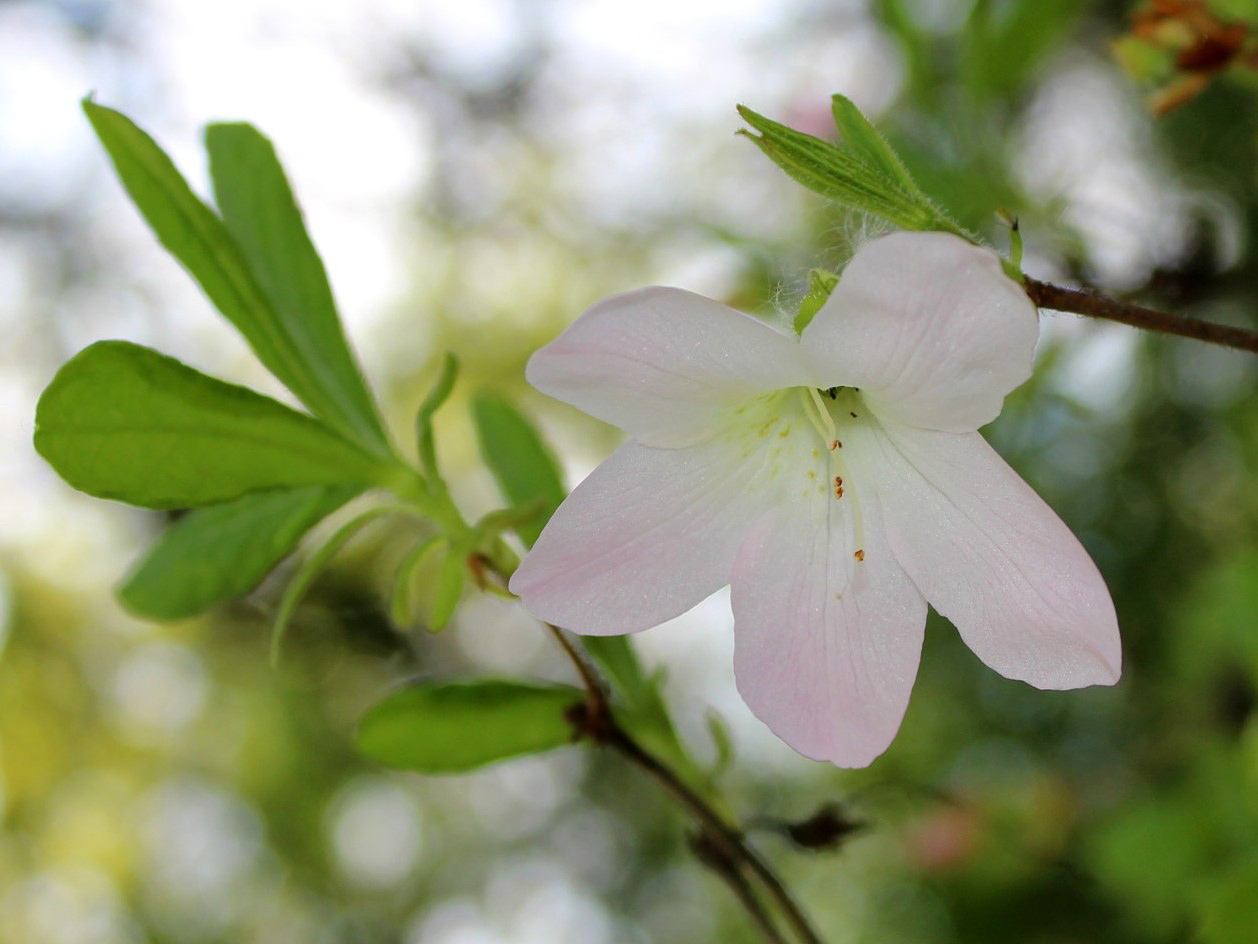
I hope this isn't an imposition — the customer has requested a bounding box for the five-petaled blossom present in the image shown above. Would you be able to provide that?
[510,231,1121,767]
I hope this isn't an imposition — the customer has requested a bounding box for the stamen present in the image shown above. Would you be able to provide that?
[802,386,837,446]
[800,387,868,563]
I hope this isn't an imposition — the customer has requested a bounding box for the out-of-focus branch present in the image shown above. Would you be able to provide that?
[547,625,825,944]
[1024,277,1258,355]
[477,547,826,943]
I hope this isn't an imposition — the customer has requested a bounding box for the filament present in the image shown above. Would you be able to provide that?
[799,387,866,563]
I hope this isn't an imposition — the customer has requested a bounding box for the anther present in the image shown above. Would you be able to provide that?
[853,549,865,561]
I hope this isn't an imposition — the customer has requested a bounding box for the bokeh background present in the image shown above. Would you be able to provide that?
[3,0,1258,941]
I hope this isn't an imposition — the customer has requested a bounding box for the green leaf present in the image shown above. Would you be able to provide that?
[582,637,654,713]
[577,638,711,799]
[34,341,392,509]
[830,95,925,199]
[204,122,390,454]
[82,101,391,457]
[429,548,466,632]
[962,0,1087,101]
[794,268,839,335]
[119,485,360,620]
[389,536,442,628]
[470,392,565,548]
[414,353,459,482]
[872,0,933,94]
[356,679,582,773]
[738,104,972,240]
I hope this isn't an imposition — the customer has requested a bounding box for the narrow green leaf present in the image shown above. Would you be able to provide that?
[270,504,420,662]
[414,353,459,482]
[470,392,565,548]
[582,637,654,712]
[120,485,359,620]
[82,101,390,456]
[872,0,933,93]
[738,105,931,227]
[204,123,390,455]
[34,341,391,509]
[738,104,972,240]
[357,679,582,773]
[963,0,1087,101]
[389,536,442,628]
[705,711,735,780]
[577,638,708,797]
[429,549,466,632]
[830,95,925,199]
[794,268,839,335]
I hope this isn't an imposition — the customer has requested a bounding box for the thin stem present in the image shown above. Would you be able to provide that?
[690,831,792,944]
[1024,277,1258,355]
[602,721,824,944]
[477,561,825,942]
[546,621,826,944]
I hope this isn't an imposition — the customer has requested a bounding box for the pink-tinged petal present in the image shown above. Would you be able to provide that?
[802,232,1039,433]
[849,421,1121,688]
[511,430,790,634]
[527,287,816,447]
[730,473,928,768]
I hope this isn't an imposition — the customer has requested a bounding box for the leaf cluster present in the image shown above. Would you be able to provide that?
[36,101,710,781]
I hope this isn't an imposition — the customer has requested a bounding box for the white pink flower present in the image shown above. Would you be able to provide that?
[510,231,1121,767]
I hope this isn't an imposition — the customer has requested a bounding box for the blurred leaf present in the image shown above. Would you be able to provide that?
[389,536,442,628]
[414,353,459,482]
[82,101,390,456]
[429,547,466,632]
[963,0,1087,101]
[271,504,417,661]
[205,123,390,455]
[1114,34,1176,82]
[34,341,391,509]
[582,636,655,711]
[356,679,582,773]
[120,485,359,620]
[1214,0,1258,19]
[471,392,565,547]
[872,0,934,93]
[1199,856,1258,944]
[705,710,734,780]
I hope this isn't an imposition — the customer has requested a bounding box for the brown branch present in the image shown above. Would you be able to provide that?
[690,831,792,944]
[1023,277,1258,355]
[549,622,826,944]
[599,716,825,944]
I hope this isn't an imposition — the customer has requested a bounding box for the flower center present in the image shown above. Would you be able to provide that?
[799,386,866,563]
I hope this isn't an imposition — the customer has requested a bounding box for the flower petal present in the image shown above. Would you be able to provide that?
[511,433,786,634]
[849,421,1121,688]
[527,287,815,447]
[730,470,927,767]
[802,232,1039,432]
